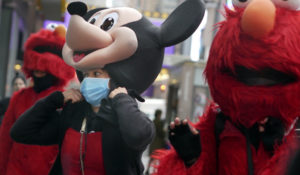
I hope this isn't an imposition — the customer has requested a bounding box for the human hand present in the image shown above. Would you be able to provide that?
[259,117,285,152]
[170,118,199,135]
[169,117,201,167]
[62,89,83,103]
[258,117,269,133]
[109,87,128,99]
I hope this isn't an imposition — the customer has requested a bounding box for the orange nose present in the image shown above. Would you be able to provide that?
[54,25,66,39]
[241,0,276,38]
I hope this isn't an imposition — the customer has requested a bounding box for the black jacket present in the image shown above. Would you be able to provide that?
[11,91,155,175]
[0,97,10,125]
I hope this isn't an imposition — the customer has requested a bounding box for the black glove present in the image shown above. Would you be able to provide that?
[169,121,201,167]
[260,117,285,153]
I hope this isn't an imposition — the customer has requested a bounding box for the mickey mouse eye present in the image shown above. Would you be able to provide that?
[89,14,101,24]
[232,0,252,8]
[100,12,118,31]
[272,0,300,10]
[46,23,58,31]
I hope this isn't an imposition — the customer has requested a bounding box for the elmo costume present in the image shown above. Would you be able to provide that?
[153,0,300,175]
[0,27,75,175]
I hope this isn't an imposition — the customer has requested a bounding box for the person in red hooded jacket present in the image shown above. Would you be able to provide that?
[0,25,75,175]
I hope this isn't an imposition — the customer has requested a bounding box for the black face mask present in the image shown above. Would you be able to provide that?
[32,74,57,93]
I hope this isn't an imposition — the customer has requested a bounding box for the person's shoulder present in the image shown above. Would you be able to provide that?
[9,87,34,103]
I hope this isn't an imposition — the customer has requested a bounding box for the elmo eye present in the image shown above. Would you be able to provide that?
[46,23,58,31]
[100,12,118,31]
[232,0,252,8]
[272,0,300,10]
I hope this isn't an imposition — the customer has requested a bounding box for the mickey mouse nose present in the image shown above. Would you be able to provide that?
[67,1,87,17]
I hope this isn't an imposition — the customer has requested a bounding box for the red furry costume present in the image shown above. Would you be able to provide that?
[0,28,75,175]
[153,0,300,175]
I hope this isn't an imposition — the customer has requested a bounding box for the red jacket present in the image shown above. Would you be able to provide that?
[0,86,63,175]
[0,27,74,175]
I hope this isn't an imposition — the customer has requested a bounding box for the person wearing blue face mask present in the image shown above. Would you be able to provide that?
[80,69,111,108]
[10,68,155,175]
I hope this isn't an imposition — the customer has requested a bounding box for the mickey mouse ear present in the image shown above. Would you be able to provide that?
[67,1,87,17]
[159,0,205,47]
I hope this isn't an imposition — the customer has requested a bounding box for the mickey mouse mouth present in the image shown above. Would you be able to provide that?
[234,66,296,86]
[73,49,96,62]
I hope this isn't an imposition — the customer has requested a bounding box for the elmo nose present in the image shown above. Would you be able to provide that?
[54,25,66,38]
[241,0,276,38]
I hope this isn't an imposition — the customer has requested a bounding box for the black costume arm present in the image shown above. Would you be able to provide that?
[0,98,10,116]
[10,91,64,145]
[111,93,155,150]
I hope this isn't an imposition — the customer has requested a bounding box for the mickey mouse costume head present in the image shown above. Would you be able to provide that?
[63,0,205,94]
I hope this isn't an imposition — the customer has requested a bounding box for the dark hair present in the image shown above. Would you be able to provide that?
[12,72,26,85]
[76,68,109,82]
[155,109,162,117]
[76,70,84,82]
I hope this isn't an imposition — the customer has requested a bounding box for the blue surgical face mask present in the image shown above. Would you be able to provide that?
[80,78,110,107]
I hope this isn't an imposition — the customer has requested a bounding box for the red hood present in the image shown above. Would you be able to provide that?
[205,7,300,128]
[23,29,75,86]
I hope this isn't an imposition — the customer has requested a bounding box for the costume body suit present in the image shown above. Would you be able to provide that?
[154,0,300,174]
[155,104,298,175]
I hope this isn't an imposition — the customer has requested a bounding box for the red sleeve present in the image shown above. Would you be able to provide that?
[151,148,188,175]
[151,103,218,175]
[260,132,299,175]
[0,92,20,173]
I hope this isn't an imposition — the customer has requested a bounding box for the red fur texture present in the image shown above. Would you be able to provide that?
[22,29,75,86]
[152,104,217,175]
[153,105,299,175]
[205,7,300,128]
[0,29,75,175]
[0,87,63,175]
[153,6,300,175]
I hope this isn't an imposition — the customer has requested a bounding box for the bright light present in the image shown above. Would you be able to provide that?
[155,68,170,81]
[227,0,234,10]
[190,10,207,62]
[170,79,178,84]
[106,0,113,7]
[14,64,22,71]
[160,84,166,92]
